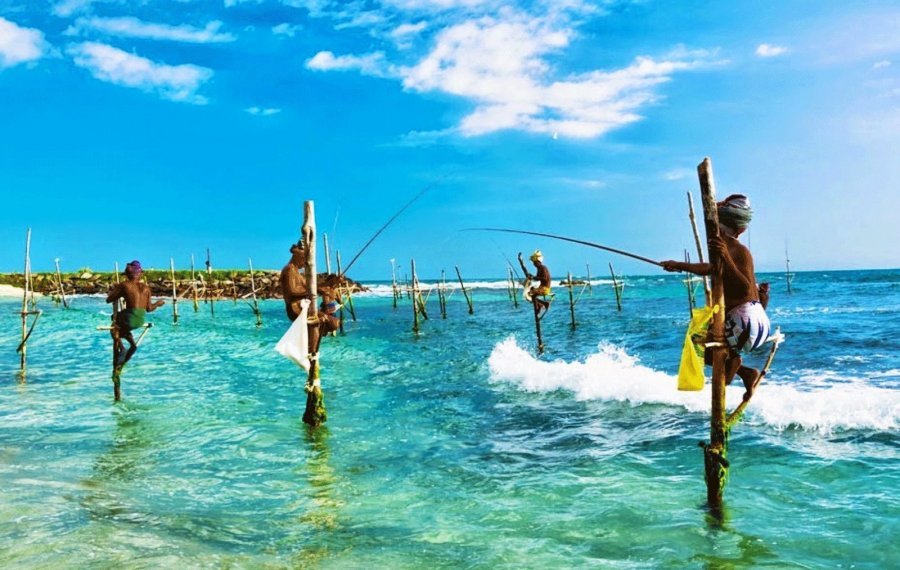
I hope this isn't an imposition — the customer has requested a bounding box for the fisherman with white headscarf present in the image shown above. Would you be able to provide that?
[661,194,771,400]
[523,249,552,318]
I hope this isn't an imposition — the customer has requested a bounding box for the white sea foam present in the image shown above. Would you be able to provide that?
[487,337,900,433]
[359,279,614,297]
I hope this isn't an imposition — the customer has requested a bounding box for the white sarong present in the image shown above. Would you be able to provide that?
[275,299,311,371]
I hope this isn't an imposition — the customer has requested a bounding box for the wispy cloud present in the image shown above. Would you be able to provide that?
[68,42,213,104]
[306,50,390,76]
[68,17,235,43]
[246,106,282,116]
[0,17,49,69]
[755,43,788,58]
[873,60,891,69]
[663,168,691,181]
[272,23,302,37]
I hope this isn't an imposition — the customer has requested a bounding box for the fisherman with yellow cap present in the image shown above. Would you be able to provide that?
[522,249,552,318]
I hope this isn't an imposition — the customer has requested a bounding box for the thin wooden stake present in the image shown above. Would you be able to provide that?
[697,157,729,510]
[170,258,179,324]
[323,233,332,274]
[439,270,448,318]
[249,258,262,327]
[586,263,593,294]
[302,201,326,428]
[684,250,696,314]
[336,251,356,321]
[190,255,199,312]
[785,244,794,294]
[54,258,70,309]
[609,263,623,312]
[455,266,474,315]
[411,259,420,335]
[688,191,712,305]
[390,259,399,309]
[567,271,576,330]
[206,248,215,317]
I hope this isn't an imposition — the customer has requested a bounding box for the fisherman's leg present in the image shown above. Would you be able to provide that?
[736,365,760,401]
[118,333,137,366]
[724,352,742,385]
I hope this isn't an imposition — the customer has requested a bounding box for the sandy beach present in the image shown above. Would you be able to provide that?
[0,284,26,298]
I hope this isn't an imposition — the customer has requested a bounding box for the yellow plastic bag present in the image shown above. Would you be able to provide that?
[677,305,718,391]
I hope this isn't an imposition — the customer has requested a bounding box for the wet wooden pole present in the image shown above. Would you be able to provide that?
[248,258,262,327]
[697,157,730,510]
[688,191,712,304]
[411,259,421,335]
[586,263,593,294]
[785,245,794,294]
[684,250,696,314]
[170,258,179,325]
[191,255,199,312]
[323,233,332,275]
[455,266,474,315]
[390,259,399,309]
[609,263,623,311]
[54,258,69,309]
[566,271,577,330]
[302,201,326,427]
[206,248,215,317]
[439,270,448,318]
[18,229,42,377]
[508,266,519,308]
[336,250,356,321]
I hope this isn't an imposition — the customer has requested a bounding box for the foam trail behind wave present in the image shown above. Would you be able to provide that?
[487,338,900,433]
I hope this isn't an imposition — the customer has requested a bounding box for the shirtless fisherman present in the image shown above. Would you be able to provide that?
[661,194,771,400]
[280,241,340,336]
[521,249,552,318]
[106,260,165,368]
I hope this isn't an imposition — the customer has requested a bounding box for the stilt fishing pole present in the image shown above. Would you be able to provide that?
[466,228,662,267]
[340,179,442,276]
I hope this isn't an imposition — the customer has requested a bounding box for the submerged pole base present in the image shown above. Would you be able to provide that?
[113,368,122,402]
[303,385,327,427]
[699,441,729,506]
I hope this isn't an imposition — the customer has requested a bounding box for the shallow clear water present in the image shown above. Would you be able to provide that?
[1,270,898,568]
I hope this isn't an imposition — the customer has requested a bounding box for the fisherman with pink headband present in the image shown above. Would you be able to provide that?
[106,259,165,370]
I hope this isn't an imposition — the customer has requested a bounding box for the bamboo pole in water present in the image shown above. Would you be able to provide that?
[785,245,794,294]
[191,255,199,312]
[609,263,623,311]
[302,201,327,427]
[54,258,69,309]
[697,157,730,510]
[455,266,474,315]
[249,258,262,327]
[206,248,215,317]
[508,266,519,308]
[336,251,356,321]
[390,259,399,309]
[323,233,332,275]
[684,250,696,314]
[170,258,179,324]
[411,259,420,335]
[566,271,577,329]
[439,270,448,319]
[586,263,593,294]
[687,191,712,305]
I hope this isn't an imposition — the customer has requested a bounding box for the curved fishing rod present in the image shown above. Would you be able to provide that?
[339,179,442,277]
[465,228,662,267]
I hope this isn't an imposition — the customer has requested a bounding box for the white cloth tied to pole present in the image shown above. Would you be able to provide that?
[275,298,311,371]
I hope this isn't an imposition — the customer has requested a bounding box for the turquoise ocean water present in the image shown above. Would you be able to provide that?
[1,269,898,568]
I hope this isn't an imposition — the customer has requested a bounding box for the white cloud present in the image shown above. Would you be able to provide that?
[664,168,691,181]
[273,23,302,37]
[396,15,713,138]
[69,17,235,43]
[68,42,213,104]
[306,50,389,76]
[392,21,428,37]
[0,17,49,69]
[755,43,788,58]
[873,60,891,69]
[246,106,282,116]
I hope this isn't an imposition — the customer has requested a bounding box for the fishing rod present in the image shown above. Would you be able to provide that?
[466,228,662,267]
[340,179,442,276]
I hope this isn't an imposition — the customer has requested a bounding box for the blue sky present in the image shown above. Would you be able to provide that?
[1,0,898,280]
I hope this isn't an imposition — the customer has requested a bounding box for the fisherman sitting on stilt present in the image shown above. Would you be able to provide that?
[106,260,165,369]
[661,195,771,400]
[522,249,553,319]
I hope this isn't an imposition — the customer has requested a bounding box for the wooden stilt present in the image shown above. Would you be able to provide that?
[609,263,623,311]
[785,244,794,294]
[586,263,593,294]
[248,258,262,327]
[302,201,326,428]
[567,271,576,330]
[697,157,729,509]
[18,229,42,378]
[323,233,332,275]
[404,275,411,299]
[170,258,179,324]
[390,259,399,309]
[411,259,420,335]
[439,270,448,318]
[336,251,356,321]
[508,266,518,308]
[231,272,239,304]
[687,191,712,305]
[54,258,70,309]
[455,266,474,315]
[684,250,696,314]
[191,255,199,312]
[206,248,215,317]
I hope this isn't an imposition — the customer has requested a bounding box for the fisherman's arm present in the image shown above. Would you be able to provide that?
[105,283,122,303]
[709,238,754,290]
[660,261,711,275]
